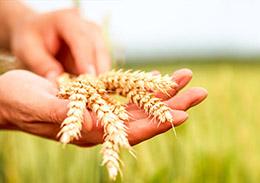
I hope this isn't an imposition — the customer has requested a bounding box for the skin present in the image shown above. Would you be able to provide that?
[0,69,207,147]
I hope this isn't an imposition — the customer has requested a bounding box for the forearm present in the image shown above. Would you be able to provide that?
[0,0,35,50]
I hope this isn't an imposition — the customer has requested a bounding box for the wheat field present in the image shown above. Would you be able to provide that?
[0,59,260,183]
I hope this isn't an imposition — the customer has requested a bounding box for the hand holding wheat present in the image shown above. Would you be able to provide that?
[0,68,207,181]
[56,69,203,180]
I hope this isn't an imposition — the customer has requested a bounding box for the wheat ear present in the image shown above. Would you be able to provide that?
[57,79,90,144]
[82,89,131,180]
[78,81,132,180]
[115,88,174,126]
[100,113,130,180]
[58,77,131,180]
[57,93,87,144]
[99,69,177,93]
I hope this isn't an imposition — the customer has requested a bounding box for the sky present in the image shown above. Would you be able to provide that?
[25,0,260,58]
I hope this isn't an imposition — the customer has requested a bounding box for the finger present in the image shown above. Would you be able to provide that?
[16,33,64,79]
[56,13,97,75]
[94,29,111,74]
[166,87,208,111]
[127,110,188,145]
[155,68,193,100]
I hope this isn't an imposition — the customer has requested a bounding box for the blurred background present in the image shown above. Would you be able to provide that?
[1,0,260,182]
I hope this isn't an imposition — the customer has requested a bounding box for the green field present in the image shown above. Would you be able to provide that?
[1,60,260,183]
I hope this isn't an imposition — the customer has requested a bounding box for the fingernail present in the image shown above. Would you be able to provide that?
[87,64,96,76]
[46,71,59,81]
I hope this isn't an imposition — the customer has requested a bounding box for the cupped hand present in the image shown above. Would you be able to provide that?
[0,69,207,147]
[76,68,208,146]
[10,9,111,80]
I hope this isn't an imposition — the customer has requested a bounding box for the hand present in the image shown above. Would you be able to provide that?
[76,68,207,146]
[0,69,207,147]
[10,9,111,80]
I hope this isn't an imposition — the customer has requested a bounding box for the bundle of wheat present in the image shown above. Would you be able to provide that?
[57,69,177,180]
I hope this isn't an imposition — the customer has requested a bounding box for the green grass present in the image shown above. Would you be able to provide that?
[1,60,260,183]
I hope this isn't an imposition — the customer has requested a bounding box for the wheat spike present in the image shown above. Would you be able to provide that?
[57,93,87,144]
[99,69,177,93]
[57,76,131,180]
[57,80,88,144]
[116,88,174,125]
[100,112,130,180]
[78,80,131,180]
[78,81,131,179]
